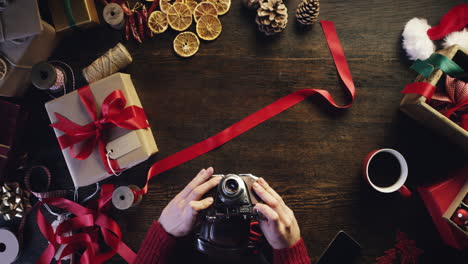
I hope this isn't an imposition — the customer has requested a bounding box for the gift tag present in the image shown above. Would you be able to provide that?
[106,131,141,160]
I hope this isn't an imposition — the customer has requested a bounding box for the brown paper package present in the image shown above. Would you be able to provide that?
[45,73,158,188]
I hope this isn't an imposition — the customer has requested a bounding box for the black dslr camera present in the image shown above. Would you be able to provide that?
[196,174,263,257]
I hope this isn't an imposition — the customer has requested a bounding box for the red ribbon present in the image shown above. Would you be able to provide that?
[401,82,436,101]
[135,20,356,195]
[51,85,150,174]
[36,184,137,264]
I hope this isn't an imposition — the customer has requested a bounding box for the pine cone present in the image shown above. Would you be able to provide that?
[243,0,259,10]
[255,0,288,36]
[296,0,319,25]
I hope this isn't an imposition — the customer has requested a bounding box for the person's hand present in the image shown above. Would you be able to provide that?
[253,177,301,249]
[159,167,221,237]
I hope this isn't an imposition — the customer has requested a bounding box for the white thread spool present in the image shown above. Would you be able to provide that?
[112,185,142,210]
[82,43,133,83]
[0,228,20,263]
[103,3,125,30]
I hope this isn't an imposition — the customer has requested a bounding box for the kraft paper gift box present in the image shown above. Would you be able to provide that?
[400,45,468,152]
[0,0,42,42]
[45,73,158,188]
[0,100,27,179]
[49,0,100,33]
[0,21,57,97]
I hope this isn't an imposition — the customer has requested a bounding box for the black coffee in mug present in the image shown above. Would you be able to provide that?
[368,152,401,188]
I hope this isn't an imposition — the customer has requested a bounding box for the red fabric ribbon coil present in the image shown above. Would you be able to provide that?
[36,184,137,264]
[51,86,150,174]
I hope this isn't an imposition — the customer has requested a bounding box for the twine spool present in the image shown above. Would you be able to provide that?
[103,3,125,30]
[82,43,132,83]
[0,228,20,263]
[112,185,143,210]
[31,62,66,93]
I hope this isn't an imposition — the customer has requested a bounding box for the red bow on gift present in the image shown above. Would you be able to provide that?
[36,184,136,264]
[51,85,150,173]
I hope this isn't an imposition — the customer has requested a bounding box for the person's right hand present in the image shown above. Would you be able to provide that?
[253,177,301,250]
[159,167,222,237]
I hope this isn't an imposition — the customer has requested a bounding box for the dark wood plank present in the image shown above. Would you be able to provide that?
[10,0,468,263]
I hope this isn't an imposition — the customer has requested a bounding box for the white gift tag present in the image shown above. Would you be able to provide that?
[106,131,141,160]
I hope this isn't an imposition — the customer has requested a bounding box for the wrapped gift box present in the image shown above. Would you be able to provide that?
[0,100,27,179]
[45,73,158,188]
[418,167,468,250]
[400,45,468,152]
[443,180,468,236]
[49,0,99,33]
[0,0,42,42]
[0,21,57,97]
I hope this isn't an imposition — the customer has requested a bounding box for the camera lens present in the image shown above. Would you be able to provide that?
[224,179,239,195]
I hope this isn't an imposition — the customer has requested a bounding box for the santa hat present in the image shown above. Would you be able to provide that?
[402,4,468,61]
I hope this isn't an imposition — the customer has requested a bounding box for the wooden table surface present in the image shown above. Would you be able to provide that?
[7,0,468,263]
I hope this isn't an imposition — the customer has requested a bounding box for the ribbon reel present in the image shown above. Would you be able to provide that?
[112,185,143,210]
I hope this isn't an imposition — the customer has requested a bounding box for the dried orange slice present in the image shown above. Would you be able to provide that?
[167,2,193,31]
[193,2,218,22]
[184,0,198,14]
[196,15,222,41]
[173,31,200,57]
[207,0,231,16]
[148,11,168,34]
[160,0,182,14]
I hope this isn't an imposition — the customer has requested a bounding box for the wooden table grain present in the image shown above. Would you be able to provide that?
[10,0,468,263]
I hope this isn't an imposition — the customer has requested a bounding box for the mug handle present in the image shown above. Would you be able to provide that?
[398,185,412,198]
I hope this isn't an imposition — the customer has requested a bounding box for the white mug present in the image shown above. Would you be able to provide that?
[362,148,411,197]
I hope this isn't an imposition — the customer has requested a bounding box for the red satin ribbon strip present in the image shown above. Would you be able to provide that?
[137,20,356,195]
[51,85,150,174]
[36,184,137,264]
[401,82,436,101]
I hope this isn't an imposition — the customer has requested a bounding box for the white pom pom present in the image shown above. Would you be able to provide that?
[402,18,436,61]
[443,28,468,49]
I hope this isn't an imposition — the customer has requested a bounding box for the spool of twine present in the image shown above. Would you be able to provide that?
[31,62,66,93]
[82,43,133,83]
[103,3,125,30]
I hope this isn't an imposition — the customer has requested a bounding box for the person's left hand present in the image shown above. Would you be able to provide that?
[159,167,221,237]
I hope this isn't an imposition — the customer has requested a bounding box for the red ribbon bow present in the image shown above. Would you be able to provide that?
[36,184,136,264]
[51,85,150,173]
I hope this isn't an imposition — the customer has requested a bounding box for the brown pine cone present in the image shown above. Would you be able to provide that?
[255,0,288,36]
[296,0,319,25]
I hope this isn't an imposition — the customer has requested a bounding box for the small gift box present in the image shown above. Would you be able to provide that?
[0,21,56,97]
[45,73,158,188]
[418,167,468,250]
[400,45,468,152]
[443,179,468,236]
[0,100,27,179]
[49,0,100,33]
[0,0,42,42]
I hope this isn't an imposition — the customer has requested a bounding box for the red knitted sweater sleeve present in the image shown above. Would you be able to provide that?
[134,221,177,264]
[273,238,311,264]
